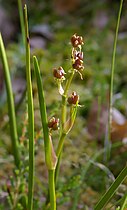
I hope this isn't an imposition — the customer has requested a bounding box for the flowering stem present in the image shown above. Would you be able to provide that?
[56,133,66,158]
[64,70,74,95]
[61,95,66,126]
[55,70,75,184]
[48,169,56,210]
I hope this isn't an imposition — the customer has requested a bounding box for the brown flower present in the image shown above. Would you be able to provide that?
[68,91,79,105]
[53,66,65,79]
[73,50,84,61]
[72,58,84,71]
[71,34,84,48]
[48,117,59,130]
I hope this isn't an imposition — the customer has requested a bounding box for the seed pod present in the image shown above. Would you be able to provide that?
[68,91,79,105]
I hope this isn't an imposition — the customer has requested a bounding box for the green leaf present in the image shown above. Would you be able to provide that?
[95,165,127,210]
[0,33,20,168]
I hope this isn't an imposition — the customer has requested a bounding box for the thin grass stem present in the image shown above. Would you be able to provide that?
[24,5,34,210]
[0,33,20,168]
[107,0,124,160]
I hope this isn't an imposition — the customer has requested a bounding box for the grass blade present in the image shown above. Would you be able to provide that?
[24,5,34,210]
[17,0,25,45]
[33,56,57,209]
[121,193,127,210]
[33,56,57,170]
[95,165,127,210]
[0,33,20,168]
[107,0,124,160]
[33,56,51,167]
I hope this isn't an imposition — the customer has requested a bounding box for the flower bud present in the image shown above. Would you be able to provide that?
[77,35,84,45]
[72,58,84,71]
[48,117,59,130]
[76,51,84,60]
[73,50,84,61]
[71,34,84,48]
[53,66,65,79]
[68,91,79,105]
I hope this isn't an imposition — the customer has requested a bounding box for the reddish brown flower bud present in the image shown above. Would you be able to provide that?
[68,91,79,105]
[73,50,84,60]
[53,66,65,79]
[48,117,59,130]
[76,52,84,60]
[71,34,84,48]
[77,36,84,45]
[72,58,84,71]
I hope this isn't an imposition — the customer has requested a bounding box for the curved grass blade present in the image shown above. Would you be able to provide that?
[24,5,34,210]
[95,165,127,210]
[0,33,20,168]
[33,56,57,210]
[71,142,125,210]
[33,56,53,169]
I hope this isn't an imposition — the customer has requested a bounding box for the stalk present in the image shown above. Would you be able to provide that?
[107,0,123,160]
[55,70,74,183]
[48,170,56,210]
[0,33,20,168]
[56,133,66,158]
[24,5,34,210]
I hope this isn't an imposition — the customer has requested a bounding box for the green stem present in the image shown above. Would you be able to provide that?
[17,0,25,45]
[61,95,66,127]
[55,70,75,183]
[107,0,123,160]
[55,152,62,184]
[56,133,66,158]
[48,170,56,210]
[0,33,20,168]
[64,71,74,95]
[95,165,127,210]
[24,5,34,210]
